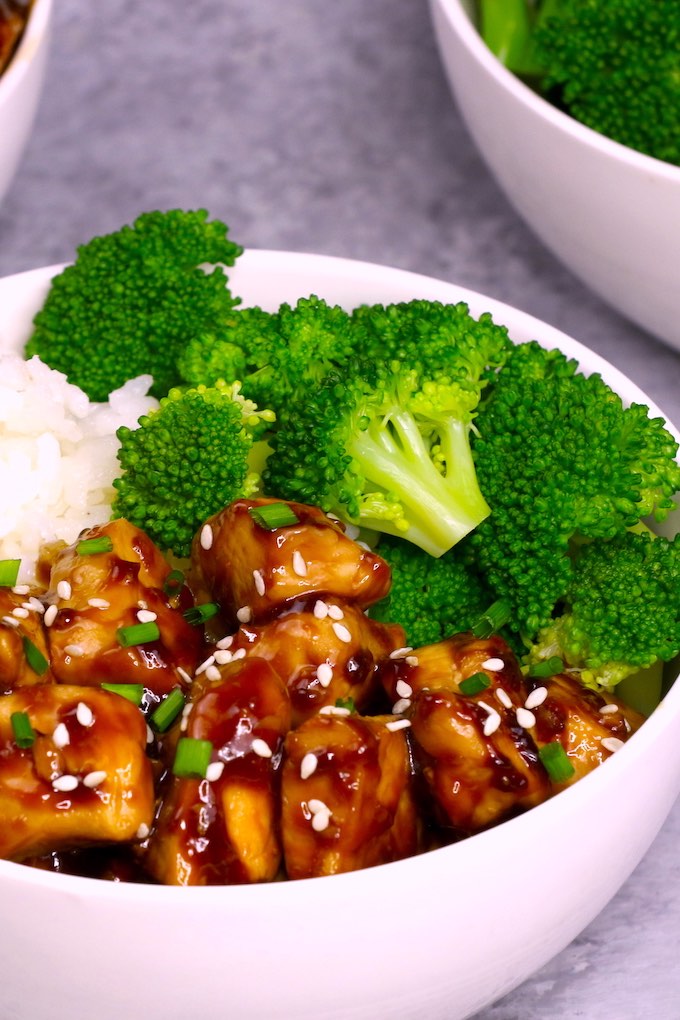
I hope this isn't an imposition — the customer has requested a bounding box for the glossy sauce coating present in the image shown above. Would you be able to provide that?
[0,586,53,691]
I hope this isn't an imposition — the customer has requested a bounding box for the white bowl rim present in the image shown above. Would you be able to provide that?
[0,248,678,906]
[0,0,53,101]
[434,0,680,182]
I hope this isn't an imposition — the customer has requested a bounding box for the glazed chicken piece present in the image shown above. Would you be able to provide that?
[0,585,53,691]
[530,671,645,785]
[0,685,154,860]
[44,519,204,697]
[226,597,405,726]
[191,497,392,627]
[281,711,421,879]
[144,656,291,886]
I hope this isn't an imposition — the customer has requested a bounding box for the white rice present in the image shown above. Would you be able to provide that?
[0,354,158,583]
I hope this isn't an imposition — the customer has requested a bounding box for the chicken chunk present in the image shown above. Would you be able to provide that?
[44,519,204,696]
[0,586,53,691]
[144,656,291,886]
[191,497,392,626]
[226,597,404,726]
[281,712,421,879]
[530,672,645,785]
[0,685,154,860]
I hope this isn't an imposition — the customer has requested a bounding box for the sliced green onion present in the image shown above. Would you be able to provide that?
[0,559,21,587]
[76,536,114,556]
[22,636,49,676]
[335,696,355,713]
[183,602,220,626]
[539,741,575,783]
[527,656,564,679]
[163,569,185,596]
[172,737,213,778]
[150,688,185,732]
[116,621,160,647]
[471,599,512,638]
[248,503,299,530]
[101,682,144,706]
[459,672,491,696]
[11,711,35,748]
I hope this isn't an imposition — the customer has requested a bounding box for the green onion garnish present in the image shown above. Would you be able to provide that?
[172,737,213,778]
[335,696,355,712]
[150,688,185,732]
[539,741,575,783]
[459,672,491,696]
[116,621,160,647]
[11,711,35,748]
[76,536,114,556]
[248,503,299,530]
[163,569,185,596]
[22,636,49,676]
[101,682,144,706]
[0,559,21,587]
[183,602,220,626]
[527,656,564,679]
[471,599,512,638]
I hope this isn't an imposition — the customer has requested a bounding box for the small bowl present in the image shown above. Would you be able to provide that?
[429,0,680,352]
[0,0,52,207]
[0,251,678,1020]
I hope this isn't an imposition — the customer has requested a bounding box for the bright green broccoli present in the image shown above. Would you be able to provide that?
[112,381,275,557]
[469,340,680,637]
[25,209,243,402]
[264,300,512,557]
[478,0,680,166]
[525,530,680,689]
[177,306,278,391]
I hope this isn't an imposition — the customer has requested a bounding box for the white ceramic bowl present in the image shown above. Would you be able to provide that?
[0,251,679,1020]
[0,0,52,207]
[429,0,680,353]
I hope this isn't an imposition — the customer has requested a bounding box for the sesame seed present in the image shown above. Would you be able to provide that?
[316,662,333,688]
[216,635,234,649]
[332,622,352,643]
[253,569,266,596]
[64,644,84,657]
[200,524,213,550]
[292,551,308,577]
[482,657,504,671]
[344,524,360,540]
[214,649,233,665]
[395,679,413,699]
[24,598,44,614]
[599,703,619,715]
[136,822,150,839]
[205,665,221,682]
[405,656,419,667]
[57,580,72,600]
[180,703,192,732]
[516,707,536,729]
[1,615,20,628]
[312,811,331,832]
[52,774,78,793]
[307,798,329,815]
[12,607,29,619]
[52,723,70,748]
[231,647,246,661]
[236,606,252,623]
[478,701,502,737]
[146,725,154,744]
[177,666,193,684]
[524,686,548,710]
[43,604,58,627]
[82,770,107,788]
[300,752,318,779]
[318,705,351,717]
[251,738,272,758]
[392,698,412,715]
[11,585,30,595]
[206,761,225,782]
[76,702,94,727]
[327,604,344,621]
[137,609,157,623]
[496,688,513,709]
[386,719,412,732]
[602,736,625,753]
[88,597,110,610]
[313,600,328,620]
[195,654,216,676]
[389,647,413,660]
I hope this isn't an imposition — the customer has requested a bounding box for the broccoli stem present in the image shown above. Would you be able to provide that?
[347,410,490,557]
[478,0,534,71]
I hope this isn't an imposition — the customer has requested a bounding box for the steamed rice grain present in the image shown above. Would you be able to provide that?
[0,354,158,582]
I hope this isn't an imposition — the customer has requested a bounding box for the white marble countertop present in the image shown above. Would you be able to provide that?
[1,2,679,1017]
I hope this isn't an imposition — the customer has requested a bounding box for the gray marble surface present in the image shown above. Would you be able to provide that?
[1,2,679,1017]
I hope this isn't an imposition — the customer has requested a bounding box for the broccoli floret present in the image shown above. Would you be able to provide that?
[469,340,680,636]
[525,531,680,689]
[112,381,275,557]
[370,535,496,647]
[177,306,277,390]
[26,210,243,402]
[264,300,512,557]
[478,0,680,166]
